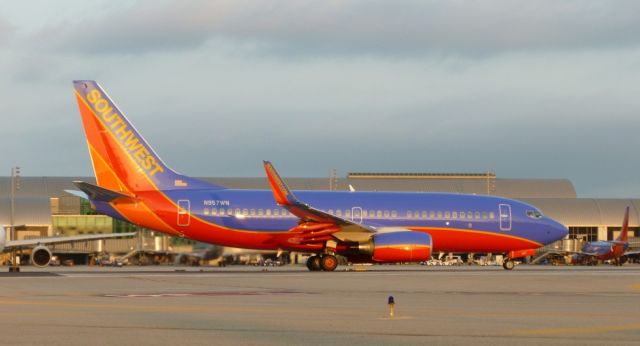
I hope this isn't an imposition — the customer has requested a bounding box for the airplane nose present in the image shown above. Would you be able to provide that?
[547,218,568,241]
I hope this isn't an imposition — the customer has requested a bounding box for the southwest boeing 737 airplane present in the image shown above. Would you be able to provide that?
[71,80,567,271]
[543,207,638,266]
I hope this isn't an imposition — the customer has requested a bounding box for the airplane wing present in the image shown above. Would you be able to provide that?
[263,161,374,234]
[4,232,136,249]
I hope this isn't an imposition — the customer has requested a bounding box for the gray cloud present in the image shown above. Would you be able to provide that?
[0,16,13,46]
[43,0,640,57]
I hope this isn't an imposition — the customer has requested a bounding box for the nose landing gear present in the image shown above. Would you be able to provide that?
[502,259,515,270]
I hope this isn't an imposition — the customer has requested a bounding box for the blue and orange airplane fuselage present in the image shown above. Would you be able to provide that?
[94,190,565,253]
[72,80,568,270]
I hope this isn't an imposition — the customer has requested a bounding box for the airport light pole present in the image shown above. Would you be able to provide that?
[9,166,20,272]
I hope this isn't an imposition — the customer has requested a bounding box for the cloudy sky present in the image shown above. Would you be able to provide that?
[0,0,639,197]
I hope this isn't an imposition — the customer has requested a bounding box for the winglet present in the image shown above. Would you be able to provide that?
[617,206,630,242]
[263,161,297,206]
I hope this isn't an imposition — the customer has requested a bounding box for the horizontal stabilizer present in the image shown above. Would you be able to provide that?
[65,189,89,199]
[73,181,136,203]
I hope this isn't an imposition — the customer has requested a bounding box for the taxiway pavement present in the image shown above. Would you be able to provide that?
[1,265,639,345]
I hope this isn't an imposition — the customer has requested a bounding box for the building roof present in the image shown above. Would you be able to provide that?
[1,175,577,199]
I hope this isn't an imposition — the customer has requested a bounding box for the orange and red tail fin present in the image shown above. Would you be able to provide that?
[73,80,223,193]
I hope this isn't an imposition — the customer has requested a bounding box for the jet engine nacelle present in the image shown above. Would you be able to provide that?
[370,231,432,263]
[30,246,52,267]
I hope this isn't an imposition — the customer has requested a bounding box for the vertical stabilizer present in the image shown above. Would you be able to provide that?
[617,207,630,243]
[73,80,223,192]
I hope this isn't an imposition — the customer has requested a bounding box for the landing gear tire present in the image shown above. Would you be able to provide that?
[320,255,338,272]
[306,256,322,271]
[502,260,515,270]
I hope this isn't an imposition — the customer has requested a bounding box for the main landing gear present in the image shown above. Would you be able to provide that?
[306,254,338,272]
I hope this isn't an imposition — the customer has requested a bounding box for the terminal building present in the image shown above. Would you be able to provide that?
[1,173,639,264]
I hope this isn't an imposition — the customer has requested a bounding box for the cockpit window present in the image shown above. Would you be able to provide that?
[526,210,543,219]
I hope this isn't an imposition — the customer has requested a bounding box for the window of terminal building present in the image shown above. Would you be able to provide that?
[568,227,597,242]
[607,226,640,241]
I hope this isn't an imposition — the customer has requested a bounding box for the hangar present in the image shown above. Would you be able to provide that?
[1,173,638,262]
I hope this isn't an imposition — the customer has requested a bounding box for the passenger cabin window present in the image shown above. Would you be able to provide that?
[526,210,543,219]
[204,208,210,216]
[391,210,398,218]
[489,212,495,219]
[406,211,413,218]
[212,208,218,216]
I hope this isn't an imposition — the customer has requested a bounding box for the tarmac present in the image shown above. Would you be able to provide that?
[1,264,640,345]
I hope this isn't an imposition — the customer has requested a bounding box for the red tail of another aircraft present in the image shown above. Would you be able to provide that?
[616,206,630,243]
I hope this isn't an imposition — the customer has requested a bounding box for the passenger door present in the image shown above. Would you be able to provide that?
[499,204,511,231]
[177,199,190,227]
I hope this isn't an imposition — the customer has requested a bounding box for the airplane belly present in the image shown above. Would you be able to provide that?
[414,228,541,253]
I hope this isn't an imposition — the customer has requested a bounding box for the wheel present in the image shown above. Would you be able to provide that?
[320,255,338,271]
[502,260,515,270]
[306,256,322,271]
